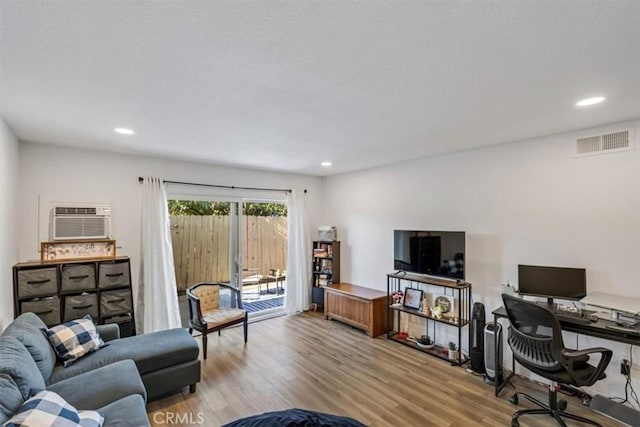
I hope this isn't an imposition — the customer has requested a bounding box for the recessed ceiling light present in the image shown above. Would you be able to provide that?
[321,161,332,167]
[575,96,605,107]
[114,127,135,135]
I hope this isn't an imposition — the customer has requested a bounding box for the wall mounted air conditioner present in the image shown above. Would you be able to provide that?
[50,205,112,240]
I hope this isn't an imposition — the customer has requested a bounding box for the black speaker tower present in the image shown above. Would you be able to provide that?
[469,302,485,373]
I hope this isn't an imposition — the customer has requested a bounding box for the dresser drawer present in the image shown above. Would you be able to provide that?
[100,289,132,317]
[21,297,61,327]
[98,262,130,288]
[61,264,96,292]
[63,293,99,322]
[17,267,58,298]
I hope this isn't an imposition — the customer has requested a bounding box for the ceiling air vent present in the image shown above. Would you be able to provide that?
[576,129,633,157]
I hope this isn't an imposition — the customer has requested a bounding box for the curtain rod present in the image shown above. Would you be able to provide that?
[138,177,306,193]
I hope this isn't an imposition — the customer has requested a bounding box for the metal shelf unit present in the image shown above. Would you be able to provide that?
[386,272,471,365]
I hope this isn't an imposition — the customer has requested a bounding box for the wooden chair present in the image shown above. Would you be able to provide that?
[186,282,248,359]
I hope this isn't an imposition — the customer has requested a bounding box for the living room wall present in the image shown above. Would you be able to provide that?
[16,142,324,304]
[322,118,640,397]
[0,119,19,331]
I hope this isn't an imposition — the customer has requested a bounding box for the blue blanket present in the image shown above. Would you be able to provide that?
[222,408,366,427]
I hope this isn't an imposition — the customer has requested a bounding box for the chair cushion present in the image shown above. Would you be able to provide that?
[519,357,605,386]
[0,336,47,400]
[48,328,199,384]
[203,308,245,326]
[1,313,56,381]
[193,285,220,311]
[44,315,105,367]
[0,374,25,425]
[4,390,104,427]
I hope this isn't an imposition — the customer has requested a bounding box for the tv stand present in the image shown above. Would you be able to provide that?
[386,272,471,365]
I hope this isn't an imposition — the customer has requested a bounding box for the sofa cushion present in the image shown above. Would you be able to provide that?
[48,328,199,384]
[1,313,56,381]
[44,315,105,367]
[4,390,104,427]
[95,324,120,342]
[0,336,46,400]
[47,360,146,410]
[0,374,25,425]
[99,394,150,427]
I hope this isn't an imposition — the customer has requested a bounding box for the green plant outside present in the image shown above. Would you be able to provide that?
[168,200,287,217]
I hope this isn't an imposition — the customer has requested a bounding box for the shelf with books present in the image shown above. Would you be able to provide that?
[311,241,340,307]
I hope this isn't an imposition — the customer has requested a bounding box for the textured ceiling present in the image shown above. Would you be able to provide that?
[1,1,639,176]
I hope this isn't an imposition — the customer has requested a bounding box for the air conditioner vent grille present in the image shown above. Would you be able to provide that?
[576,129,633,157]
[54,217,107,239]
[577,135,601,154]
[602,130,629,151]
[55,206,98,215]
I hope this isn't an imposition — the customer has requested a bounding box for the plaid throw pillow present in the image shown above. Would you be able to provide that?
[44,315,105,367]
[4,390,103,427]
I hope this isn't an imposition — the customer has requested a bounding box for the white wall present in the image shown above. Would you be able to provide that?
[323,119,640,398]
[0,119,19,331]
[17,142,324,304]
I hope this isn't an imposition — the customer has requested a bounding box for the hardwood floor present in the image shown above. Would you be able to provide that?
[147,312,618,426]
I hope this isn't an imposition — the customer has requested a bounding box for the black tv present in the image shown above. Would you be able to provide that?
[393,230,465,280]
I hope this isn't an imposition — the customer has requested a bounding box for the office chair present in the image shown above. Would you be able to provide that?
[501,294,612,427]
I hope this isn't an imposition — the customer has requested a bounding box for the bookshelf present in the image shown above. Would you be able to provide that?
[311,241,340,307]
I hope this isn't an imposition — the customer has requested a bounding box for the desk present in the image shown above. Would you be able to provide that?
[492,305,640,397]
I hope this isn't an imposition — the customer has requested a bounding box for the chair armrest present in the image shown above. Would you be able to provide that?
[562,347,612,386]
[218,283,244,310]
[96,324,121,341]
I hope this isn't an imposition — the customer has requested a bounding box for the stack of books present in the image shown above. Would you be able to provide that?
[313,248,328,257]
[318,274,331,286]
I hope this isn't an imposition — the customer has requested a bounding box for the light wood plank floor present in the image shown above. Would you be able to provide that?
[147,312,619,426]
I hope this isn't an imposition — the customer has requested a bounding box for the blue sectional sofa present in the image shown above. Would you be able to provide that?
[0,313,201,426]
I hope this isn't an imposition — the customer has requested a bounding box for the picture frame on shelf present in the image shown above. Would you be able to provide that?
[403,287,423,309]
[433,294,455,315]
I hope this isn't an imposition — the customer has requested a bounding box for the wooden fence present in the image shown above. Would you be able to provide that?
[170,215,287,291]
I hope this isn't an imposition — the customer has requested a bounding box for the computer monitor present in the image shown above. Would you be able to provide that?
[517,264,587,306]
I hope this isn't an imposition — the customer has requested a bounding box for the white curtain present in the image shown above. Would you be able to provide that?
[137,176,182,333]
[285,187,311,314]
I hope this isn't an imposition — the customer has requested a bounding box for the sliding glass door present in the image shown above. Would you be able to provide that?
[167,190,287,319]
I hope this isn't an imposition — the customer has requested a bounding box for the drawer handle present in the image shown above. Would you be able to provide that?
[26,279,50,285]
[34,309,53,315]
[106,298,126,303]
[69,275,89,280]
[72,304,93,309]
[105,273,124,278]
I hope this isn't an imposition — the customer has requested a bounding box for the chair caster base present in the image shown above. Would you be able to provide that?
[510,394,519,405]
[558,398,567,411]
